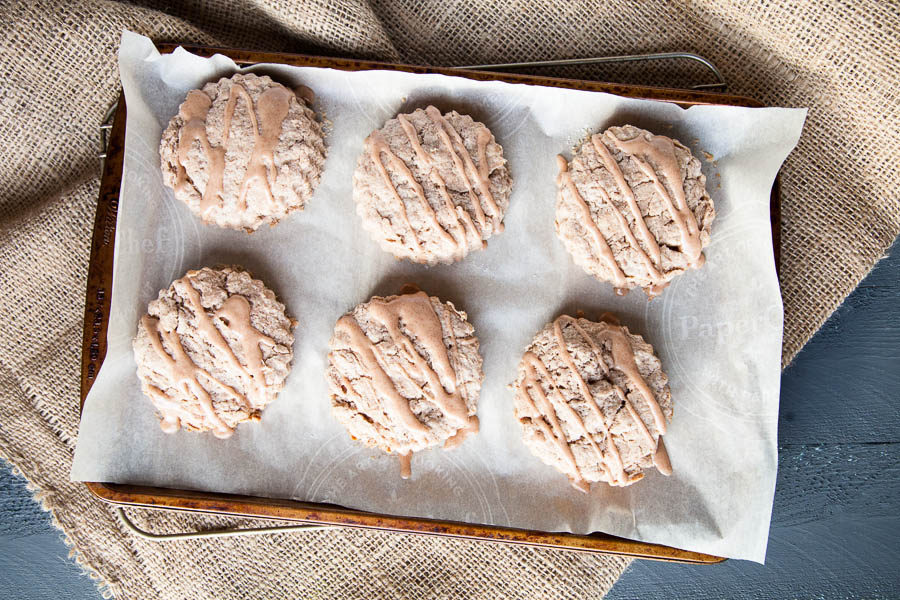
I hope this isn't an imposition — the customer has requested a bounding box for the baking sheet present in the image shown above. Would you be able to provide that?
[71,30,806,562]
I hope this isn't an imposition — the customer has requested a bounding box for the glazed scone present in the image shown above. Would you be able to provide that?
[555,125,715,297]
[159,73,327,231]
[353,106,512,265]
[325,290,483,478]
[512,314,673,491]
[133,266,295,438]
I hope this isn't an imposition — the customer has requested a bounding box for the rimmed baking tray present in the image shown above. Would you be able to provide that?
[81,43,780,563]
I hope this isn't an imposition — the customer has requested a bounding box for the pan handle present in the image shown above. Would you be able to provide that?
[116,507,332,541]
[457,52,727,90]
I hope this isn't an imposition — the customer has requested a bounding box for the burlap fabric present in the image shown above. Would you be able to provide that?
[1,1,897,598]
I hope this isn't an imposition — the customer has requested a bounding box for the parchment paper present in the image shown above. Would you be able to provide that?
[71,31,806,562]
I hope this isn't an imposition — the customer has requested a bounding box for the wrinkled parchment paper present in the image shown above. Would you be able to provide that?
[71,31,806,562]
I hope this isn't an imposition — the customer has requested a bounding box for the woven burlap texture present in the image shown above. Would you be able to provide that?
[0,1,897,598]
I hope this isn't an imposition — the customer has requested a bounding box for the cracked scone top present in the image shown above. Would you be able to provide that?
[353,106,512,265]
[159,73,327,231]
[133,266,295,438]
[555,125,715,297]
[512,314,673,491]
[325,290,483,478]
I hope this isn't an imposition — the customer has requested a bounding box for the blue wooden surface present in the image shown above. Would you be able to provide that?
[1,238,898,599]
[0,473,102,599]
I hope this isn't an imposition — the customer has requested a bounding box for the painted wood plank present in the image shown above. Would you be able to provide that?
[607,442,900,599]
[0,533,102,600]
[771,443,899,527]
[0,464,57,539]
[609,516,900,600]
[779,239,900,444]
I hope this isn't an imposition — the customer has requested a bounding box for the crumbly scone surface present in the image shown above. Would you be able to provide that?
[353,106,512,265]
[512,315,672,488]
[556,125,715,296]
[133,266,294,437]
[326,291,483,455]
[159,73,327,231]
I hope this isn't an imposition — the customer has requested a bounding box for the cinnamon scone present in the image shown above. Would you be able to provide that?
[325,290,483,478]
[160,73,327,231]
[133,266,295,438]
[353,106,512,265]
[555,125,715,297]
[512,314,673,491]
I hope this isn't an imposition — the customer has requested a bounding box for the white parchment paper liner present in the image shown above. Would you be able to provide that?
[72,31,806,562]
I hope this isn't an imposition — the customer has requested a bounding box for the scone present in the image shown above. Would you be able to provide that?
[325,289,483,478]
[133,266,295,438]
[512,314,672,491]
[555,125,715,297]
[353,106,512,265]
[159,73,327,231]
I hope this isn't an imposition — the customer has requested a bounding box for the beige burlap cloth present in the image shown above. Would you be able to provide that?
[1,1,897,598]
